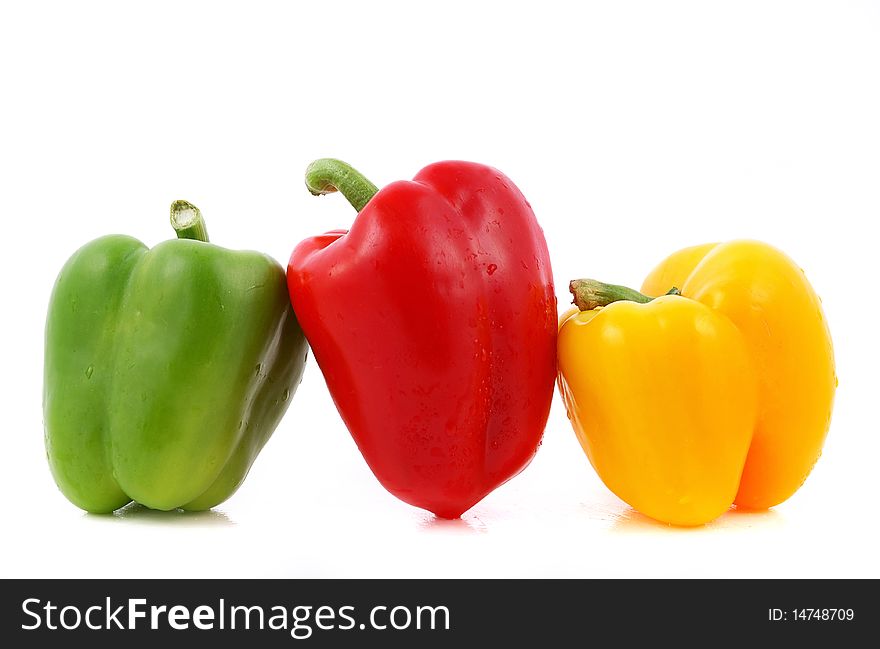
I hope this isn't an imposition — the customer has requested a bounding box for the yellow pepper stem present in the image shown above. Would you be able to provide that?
[569,279,680,311]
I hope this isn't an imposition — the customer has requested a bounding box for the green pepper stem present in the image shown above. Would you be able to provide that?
[170,200,209,243]
[305,158,379,212]
[569,279,680,311]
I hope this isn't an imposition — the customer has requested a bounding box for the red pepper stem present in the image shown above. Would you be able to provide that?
[569,279,680,311]
[170,200,209,243]
[305,159,379,213]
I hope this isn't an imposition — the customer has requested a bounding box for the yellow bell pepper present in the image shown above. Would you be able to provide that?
[558,240,836,525]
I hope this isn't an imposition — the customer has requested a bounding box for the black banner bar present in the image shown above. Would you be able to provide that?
[0,579,868,646]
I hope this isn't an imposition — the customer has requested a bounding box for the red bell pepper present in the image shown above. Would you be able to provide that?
[288,159,556,518]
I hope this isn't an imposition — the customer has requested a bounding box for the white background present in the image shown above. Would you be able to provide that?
[1,1,878,578]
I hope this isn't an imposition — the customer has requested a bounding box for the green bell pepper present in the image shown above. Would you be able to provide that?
[43,201,307,513]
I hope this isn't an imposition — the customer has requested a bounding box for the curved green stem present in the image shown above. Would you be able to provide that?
[569,279,680,311]
[170,200,209,242]
[305,159,379,212]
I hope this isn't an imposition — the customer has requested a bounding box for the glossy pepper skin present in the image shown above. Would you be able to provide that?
[44,201,307,513]
[558,240,835,525]
[288,159,556,518]
[558,296,758,526]
[641,240,836,510]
